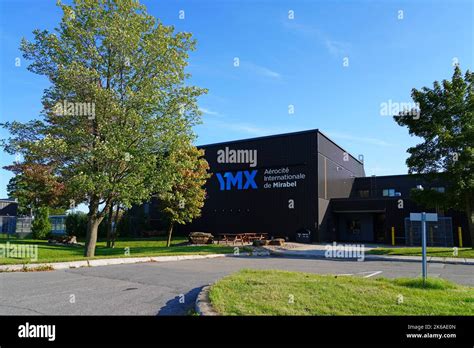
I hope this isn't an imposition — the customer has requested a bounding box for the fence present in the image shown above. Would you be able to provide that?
[0,216,66,237]
[0,216,17,234]
[404,217,453,247]
[15,217,33,237]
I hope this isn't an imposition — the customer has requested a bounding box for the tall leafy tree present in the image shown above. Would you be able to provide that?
[158,145,210,247]
[394,66,474,247]
[1,0,206,256]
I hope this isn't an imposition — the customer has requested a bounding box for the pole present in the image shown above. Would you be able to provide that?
[391,226,395,246]
[458,227,463,248]
[421,212,427,286]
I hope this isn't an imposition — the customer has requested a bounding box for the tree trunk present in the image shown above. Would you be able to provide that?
[106,203,114,248]
[84,198,104,257]
[111,204,120,248]
[166,222,174,247]
[84,216,101,257]
[466,195,474,249]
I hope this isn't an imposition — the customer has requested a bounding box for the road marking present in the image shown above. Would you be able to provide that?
[335,273,353,276]
[363,271,383,278]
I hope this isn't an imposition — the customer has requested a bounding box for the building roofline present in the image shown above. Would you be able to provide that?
[196,128,320,148]
[354,173,424,179]
[196,128,363,165]
[316,130,363,165]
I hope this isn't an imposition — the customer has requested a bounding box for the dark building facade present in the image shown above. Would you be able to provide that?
[138,129,471,246]
[0,199,18,216]
[328,175,470,246]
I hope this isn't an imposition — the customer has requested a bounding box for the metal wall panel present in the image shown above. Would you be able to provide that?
[316,132,365,241]
[185,130,319,240]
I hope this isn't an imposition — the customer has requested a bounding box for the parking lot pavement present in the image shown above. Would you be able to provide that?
[0,256,472,315]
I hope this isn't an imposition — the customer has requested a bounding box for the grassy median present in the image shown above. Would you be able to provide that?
[367,247,474,259]
[0,236,241,265]
[209,269,474,315]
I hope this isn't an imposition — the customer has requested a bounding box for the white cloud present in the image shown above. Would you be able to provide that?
[244,61,281,79]
[199,107,220,116]
[201,118,297,137]
[283,21,351,58]
[324,39,351,57]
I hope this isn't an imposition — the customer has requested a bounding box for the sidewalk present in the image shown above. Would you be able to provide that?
[264,243,474,265]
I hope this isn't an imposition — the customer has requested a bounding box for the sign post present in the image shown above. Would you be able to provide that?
[409,212,438,287]
[421,213,427,285]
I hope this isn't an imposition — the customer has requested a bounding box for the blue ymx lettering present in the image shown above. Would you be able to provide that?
[215,170,258,191]
[243,170,257,189]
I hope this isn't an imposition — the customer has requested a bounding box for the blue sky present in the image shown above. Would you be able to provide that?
[0,0,473,199]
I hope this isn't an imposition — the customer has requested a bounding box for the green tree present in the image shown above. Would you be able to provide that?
[5,163,67,216]
[158,145,210,247]
[6,174,33,216]
[394,66,474,247]
[32,207,52,240]
[1,0,206,256]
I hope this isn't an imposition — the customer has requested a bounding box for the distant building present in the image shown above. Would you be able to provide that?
[0,199,19,235]
[133,129,471,246]
[0,199,68,236]
[49,215,67,235]
[0,198,18,216]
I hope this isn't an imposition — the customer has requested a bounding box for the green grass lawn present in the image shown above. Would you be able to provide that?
[367,247,474,258]
[209,269,474,315]
[0,235,242,265]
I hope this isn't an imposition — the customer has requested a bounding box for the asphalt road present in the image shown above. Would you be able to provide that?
[0,255,472,315]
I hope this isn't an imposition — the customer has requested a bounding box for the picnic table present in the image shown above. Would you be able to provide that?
[217,233,268,245]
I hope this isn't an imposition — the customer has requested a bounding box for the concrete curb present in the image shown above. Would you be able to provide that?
[195,284,220,316]
[0,250,270,272]
[0,251,270,272]
[267,249,474,265]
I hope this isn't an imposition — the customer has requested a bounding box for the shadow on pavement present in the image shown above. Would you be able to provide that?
[156,286,204,316]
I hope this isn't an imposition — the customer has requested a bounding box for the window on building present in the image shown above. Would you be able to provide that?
[382,189,396,197]
[358,190,370,198]
[432,187,445,193]
[49,216,66,234]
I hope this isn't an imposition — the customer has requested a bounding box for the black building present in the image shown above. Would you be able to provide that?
[139,129,471,246]
[0,199,19,235]
[0,199,18,216]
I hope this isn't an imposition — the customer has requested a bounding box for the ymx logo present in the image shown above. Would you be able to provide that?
[216,170,258,191]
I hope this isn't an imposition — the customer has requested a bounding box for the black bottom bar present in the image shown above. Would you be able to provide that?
[0,316,472,347]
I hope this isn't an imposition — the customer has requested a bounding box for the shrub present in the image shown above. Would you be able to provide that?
[32,207,52,240]
[66,211,109,239]
[65,212,88,237]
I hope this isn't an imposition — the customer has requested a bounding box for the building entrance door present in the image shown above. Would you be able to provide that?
[374,213,386,243]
